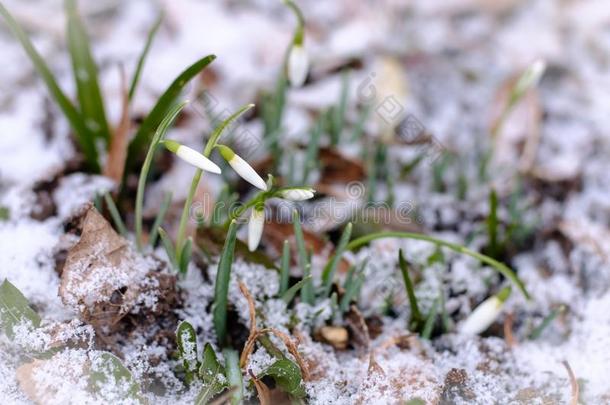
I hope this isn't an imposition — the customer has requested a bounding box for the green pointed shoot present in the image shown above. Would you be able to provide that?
[65,0,110,145]
[343,232,530,299]
[213,220,238,346]
[279,240,291,295]
[529,305,567,340]
[339,270,365,313]
[292,210,314,304]
[321,223,352,297]
[179,237,193,276]
[398,249,422,329]
[281,275,313,304]
[222,348,243,405]
[176,320,199,384]
[126,54,216,172]
[0,3,99,171]
[158,227,177,267]
[129,12,163,101]
[196,343,228,404]
[148,191,172,247]
[421,298,439,340]
[487,188,499,258]
[135,101,188,250]
[103,192,127,236]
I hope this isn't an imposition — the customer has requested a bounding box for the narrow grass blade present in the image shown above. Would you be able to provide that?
[330,70,349,145]
[321,223,352,297]
[301,118,322,184]
[158,227,177,270]
[351,103,371,142]
[222,348,243,405]
[179,237,193,275]
[134,101,188,250]
[126,54,216,171]
[148,191,172,247]
[279,240,291,295]
[0,3,98,171]
[65,0,110,144]
[344,231,530,299]
[292,210,313,304]
[339,271,364,313]
[486,188,499,258]
[129,12,163,101]
[398,249,422,327]
[421,298,439,339]
[103,192,127,236]
[281,275,312,304]
[529,305,566,340]
[213,220,238,346]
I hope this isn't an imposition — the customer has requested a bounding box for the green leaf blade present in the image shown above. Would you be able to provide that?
[0,279,41,339]
[213,220,238,346]
[0,3,99,171]
[126,54,216,171]
[176,320,199,383]
[65,0,110,145]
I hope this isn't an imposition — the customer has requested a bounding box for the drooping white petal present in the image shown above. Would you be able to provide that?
[280,188,315,201]
[248,208,265,252]
[288,45,309,87]
[176,145,222,174]
[459,296,504,335]
[228,155,268,190]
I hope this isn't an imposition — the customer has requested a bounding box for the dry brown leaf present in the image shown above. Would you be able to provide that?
[318,147,365,185]
[103,66,131,184]
[59,206,176,333]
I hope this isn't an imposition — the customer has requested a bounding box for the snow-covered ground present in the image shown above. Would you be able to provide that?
[1,0,610,403]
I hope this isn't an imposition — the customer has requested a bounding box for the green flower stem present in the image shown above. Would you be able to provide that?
[175,104,254,260]
[283,0,305,45]
[344,231,530,299]
[135,101,188,251]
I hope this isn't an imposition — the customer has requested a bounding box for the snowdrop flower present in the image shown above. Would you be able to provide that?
[512,59,546,101]
[161,140,221,174]
[459,287,511,335]
[280,187,315,201]
[216,145,267,190]
[287,44,308,87]
[248,205,265,252]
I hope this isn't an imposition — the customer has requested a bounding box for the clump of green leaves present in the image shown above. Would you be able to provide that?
[0,1,215,173]
[175,321,230,403]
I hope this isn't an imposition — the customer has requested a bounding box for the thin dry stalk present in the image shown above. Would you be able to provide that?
[561,360,579,405]
[238,282,311,380]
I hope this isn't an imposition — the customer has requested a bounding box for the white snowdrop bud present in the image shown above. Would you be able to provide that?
[217,145,267,191]
[514,59,547,98]
[248,205,265,252]
[162,140,221,174]
[287,44,309,87]
[459,287,511,335]
[280,188,315,201]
